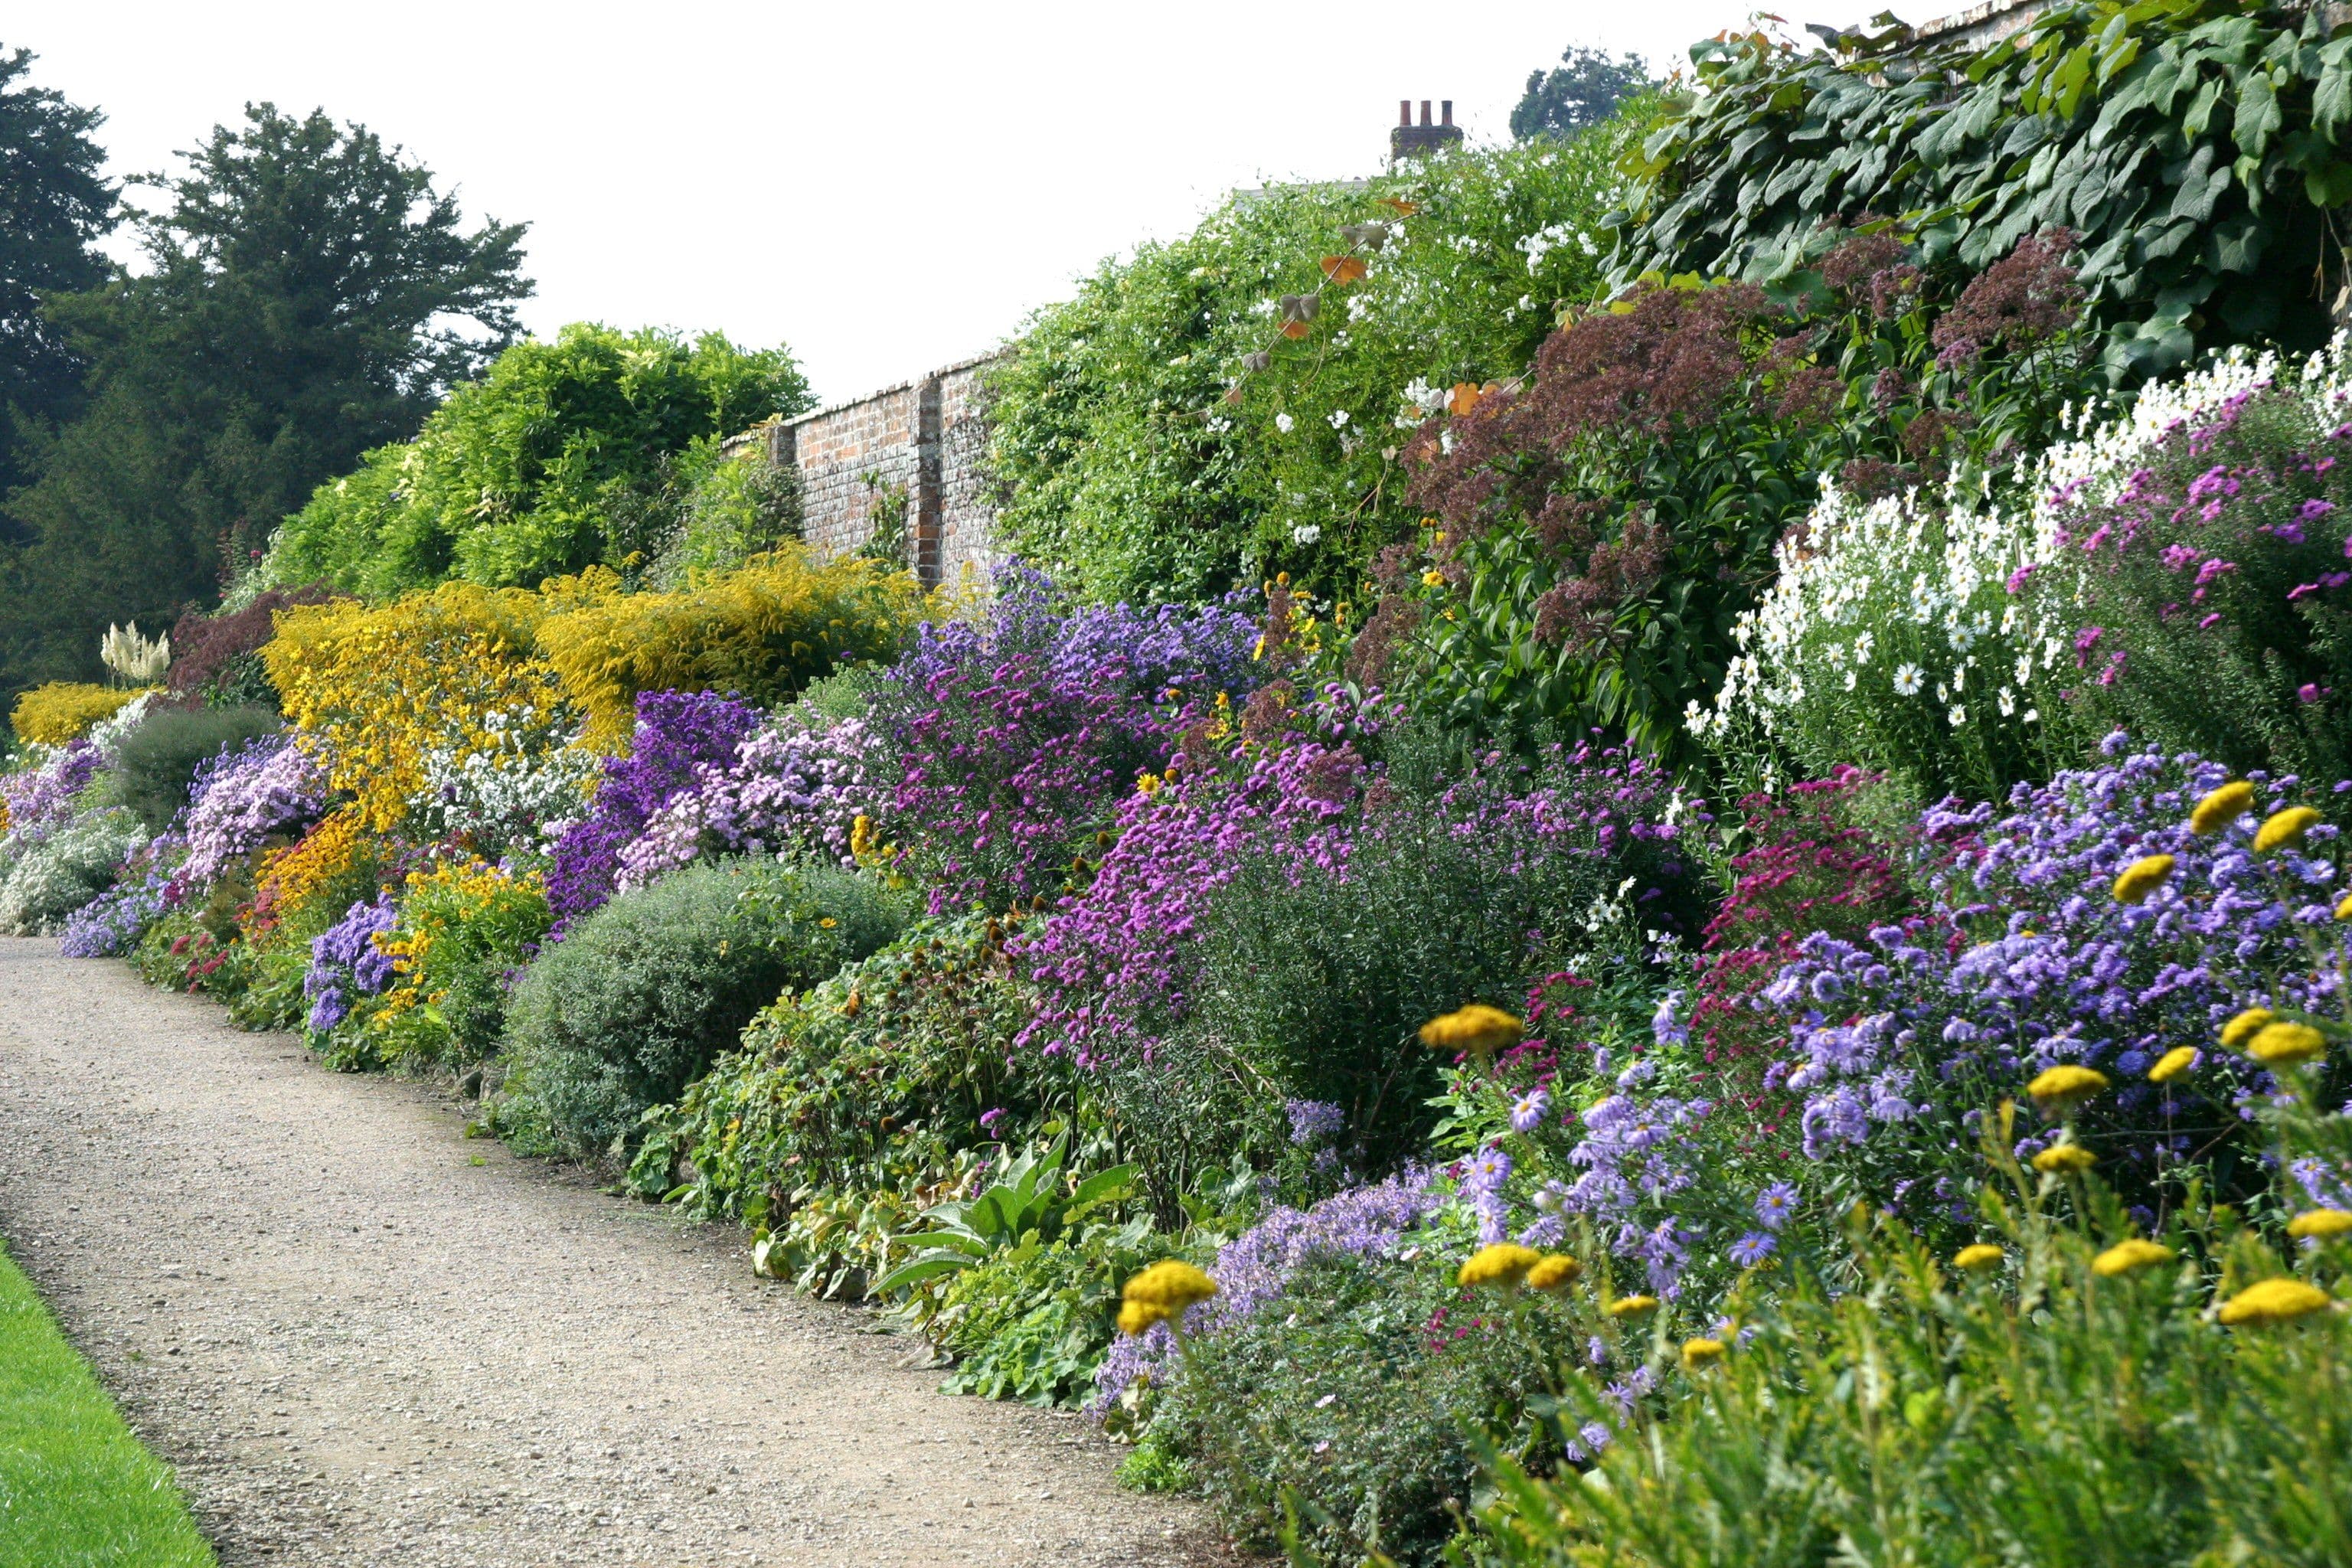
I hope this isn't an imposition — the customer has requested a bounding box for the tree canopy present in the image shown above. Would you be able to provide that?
[0,45,116,514]
[0,103,531,694]
[1511,45,1656,142]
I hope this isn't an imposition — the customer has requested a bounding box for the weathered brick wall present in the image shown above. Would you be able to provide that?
[729,351,1003,590]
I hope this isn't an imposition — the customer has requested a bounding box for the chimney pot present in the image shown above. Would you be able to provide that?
[1399,99,1411,126]
[1442,100,1454,126]
[1420,99,1432,126]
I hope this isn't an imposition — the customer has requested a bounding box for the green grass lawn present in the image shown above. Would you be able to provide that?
[0,1237,214,1567]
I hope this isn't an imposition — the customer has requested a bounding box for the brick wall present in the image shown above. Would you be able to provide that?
[728,351,1004,590]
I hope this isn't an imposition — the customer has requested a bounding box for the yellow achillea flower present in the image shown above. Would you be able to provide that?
[2337,891,2352,921]
[2217,1278,2333,1326]
[1607,1295,1660,1318]
[1525,1254,1581,1292]
[1119,1260,1217,1337]
[1457,1243,1543,1289]
[2092,1240,2174,1277]
[2033,1144,2098,1175]
[2111,854,2175,904]
[2286,1209,2352,1240]
[1419,1003,1524,1063]
[1681,1338,1726,1370]
[2026,1064,2109,1108]
[2220,1008,2275,1049]
[2248,1022,2326,1067]
[1953,1244,2004,1272]
[2148,1046,2199,1083]
[2253,805,2321,853]
[2189,779,2256,835]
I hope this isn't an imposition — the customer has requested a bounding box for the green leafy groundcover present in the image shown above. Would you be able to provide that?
[0,1239,214,1567]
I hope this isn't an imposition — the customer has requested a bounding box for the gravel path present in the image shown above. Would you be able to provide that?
[0,937,1215,1566]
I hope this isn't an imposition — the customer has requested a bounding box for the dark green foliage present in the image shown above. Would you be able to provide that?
[986,134,1629,605]
[501,859,909,1162]
[0,103,530,697]
[269,325,813,596]
[0,46,114,511]
[106,706,280,834]
[930,1224,1161,1408]
[1512,46,1656,142]
[1618,0,2352,381]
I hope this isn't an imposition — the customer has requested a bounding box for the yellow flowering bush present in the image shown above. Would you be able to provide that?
[363,856,551,1069]
[263,583,578,832]
[250,806,378,939]
[534,548,923,750]
[10,682,152,746]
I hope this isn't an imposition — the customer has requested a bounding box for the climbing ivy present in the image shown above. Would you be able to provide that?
[1615,0,2352,377]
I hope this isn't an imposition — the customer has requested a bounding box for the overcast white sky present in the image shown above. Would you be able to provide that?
[16,1,1931,403]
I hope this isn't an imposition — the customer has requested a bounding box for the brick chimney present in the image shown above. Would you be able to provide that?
[1390,98,1464,161]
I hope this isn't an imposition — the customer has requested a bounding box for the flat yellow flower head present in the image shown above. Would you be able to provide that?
[1953,1243,2004,1273]
[2248,1022,2326,1067]
[1419,1004,1524,1063]
[2111,854,2175,904]
[1607,1294,1661,1318]
[2189,779,2256,835]
[2337,890,2352,922]
[2027,1064,2109,1108]
[2217,1277,2332,1326]
[2092,1239,2174,1278]
[1457,1243,1543,1289]
[1525,1254,1582,1292]
[2219,1008,2276,1050]
[2253,805,2321,854]
[1122,1259,1217,1315]
[2148,1046,2199,1084]
[1680,1337,1726,1371]
[2288,1209,2352,1240]
[2033,1145,2098,1175]
[1116,1300,1165,1338]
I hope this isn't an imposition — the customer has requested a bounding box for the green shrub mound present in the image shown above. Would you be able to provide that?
[501,858,909,1161]
[106,705,281,835]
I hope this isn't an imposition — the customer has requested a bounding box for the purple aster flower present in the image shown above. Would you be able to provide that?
[1510,1089,1553,1135]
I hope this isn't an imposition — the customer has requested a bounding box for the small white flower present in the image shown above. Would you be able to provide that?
[2024,707,2041,724]
[1998,686,2017,716]
[1291,522,1322,546]
[1844,669,1857,691]
[1328,409,1350,430]
[1949,704,1967,727]
[1275,413,1295,434]
[1894,664,1923,697]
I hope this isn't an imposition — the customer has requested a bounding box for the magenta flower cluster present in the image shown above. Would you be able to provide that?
[871,566,1263,914]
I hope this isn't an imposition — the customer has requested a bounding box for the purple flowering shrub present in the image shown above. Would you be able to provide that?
[1019,689,1694,1209]
[615,714,875,891]
[544,690,763,926]
[1488,739,2352,1305]
[0,740,104,844]
[302,894,398,1036]
[178,735,324,888]
[2041,348,2352,781]
[59,839,185,957]
[867,565,1263,913]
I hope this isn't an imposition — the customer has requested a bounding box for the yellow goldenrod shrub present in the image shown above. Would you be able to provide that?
[263,583,582,832]
[10,682,152,746]
[536,547,922,750]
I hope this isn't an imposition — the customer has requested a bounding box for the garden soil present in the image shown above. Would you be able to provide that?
[0,937,1220,1567]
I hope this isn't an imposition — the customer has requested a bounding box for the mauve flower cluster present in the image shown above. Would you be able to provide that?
[1092,1168,1438,1411]
[871,566,1263,914]
[1,740,103,845]
[544,691,762,924]
[58,845,184,958]
[1557,740,2350,1291]
[1018,694,1685,1071]
[178,735,323,888]
[303,894,398,1033]
[616,715,875,891]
